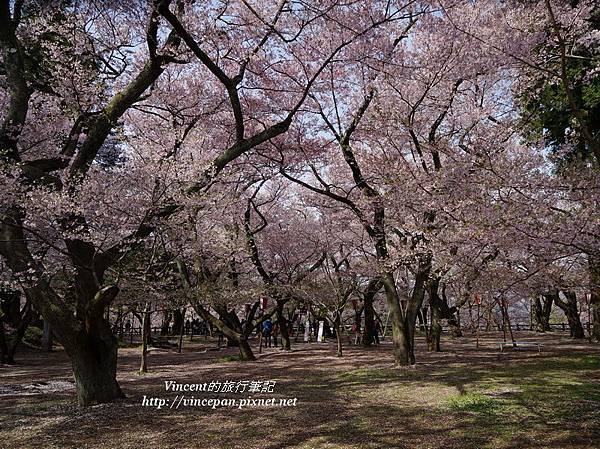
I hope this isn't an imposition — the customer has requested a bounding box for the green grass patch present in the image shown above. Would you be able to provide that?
[436,354,600,448]
[446,393,498,413]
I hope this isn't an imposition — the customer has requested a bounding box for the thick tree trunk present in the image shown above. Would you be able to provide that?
[361,279,380,347]
[554,291,585,339]
[448,311,462,337]
[238,338,256,361]
[214,306,242,347]
[70,335,123,406]
[405,259,432,363]
[532,294,553,332]
[5,273,125,407]
[381,273,411,365]
[427,312,441,352]
[172,308,184,336]
[61,288,124,405]
[191,301,257,361]
[57,244,124,406]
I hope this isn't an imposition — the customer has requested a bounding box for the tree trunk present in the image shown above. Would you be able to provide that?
[427,311,441,352]
[178,307,186,354]
[381,273,411,365]
[160,310,172,336]
[485,308,493,331]
[172,308,184,336]
[405,259,432,363]
[590,253,600,342]
[362,279,381,347]
[532,294,553,332]
[191,301,257,361]
[554,291,585,339]
[41,320,53,352]
[426,278,442,352]
[140,303,150,374]
[440,284,462,337]
[71,336,123,406]
[334,321,343,357]
[238,338,256,361]
[276,301,291,350]
[7,274,124,407]
[454,306,462,337]
[214,306,242,347]
[500,296,516,346]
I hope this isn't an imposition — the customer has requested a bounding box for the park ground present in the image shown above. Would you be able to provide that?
[0,332,599,449]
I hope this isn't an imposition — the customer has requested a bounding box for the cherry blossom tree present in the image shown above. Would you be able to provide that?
[1,0,597,408]
[0,0,396,404]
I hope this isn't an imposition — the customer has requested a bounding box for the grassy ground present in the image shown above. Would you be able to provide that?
[0,332,598,449]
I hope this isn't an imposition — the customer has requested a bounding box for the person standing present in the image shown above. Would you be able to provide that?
[373,319,380,345]
[262,318,273,348]
[352,322,362,346]
[216,328,224,348]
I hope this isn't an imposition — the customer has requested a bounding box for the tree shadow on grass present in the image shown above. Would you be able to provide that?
[1,333,599,449]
